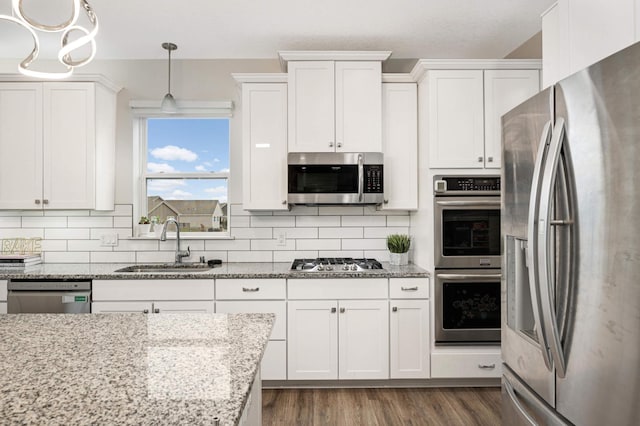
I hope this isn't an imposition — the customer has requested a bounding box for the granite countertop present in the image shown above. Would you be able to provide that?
[0,262,429,280]
[0,313,274,425]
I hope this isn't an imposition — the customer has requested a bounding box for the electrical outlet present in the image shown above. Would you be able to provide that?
[100,233,118,247]
[276,231,286,246]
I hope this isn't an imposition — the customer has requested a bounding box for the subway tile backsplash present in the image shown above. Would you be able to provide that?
[0,203,411,263]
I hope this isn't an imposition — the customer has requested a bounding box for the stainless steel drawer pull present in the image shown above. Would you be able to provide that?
[242,287,260,292]
[331,307,337,313]
[392,306,398,312]
[478,363,496,369]
[340,307,345,313]
[143,309,149,314]
[401,286,418,291]
[154,308,160,313]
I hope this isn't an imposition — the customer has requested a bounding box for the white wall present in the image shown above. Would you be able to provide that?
[0,58,414,264]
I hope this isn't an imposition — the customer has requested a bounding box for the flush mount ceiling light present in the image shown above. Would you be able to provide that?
[0,0,98,79]
[160,42,178,114]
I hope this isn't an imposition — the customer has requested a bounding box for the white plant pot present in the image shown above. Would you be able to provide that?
[137,224,151,237]
[389,252,409,266]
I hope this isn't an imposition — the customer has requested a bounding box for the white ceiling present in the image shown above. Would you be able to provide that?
[0,0,555,62]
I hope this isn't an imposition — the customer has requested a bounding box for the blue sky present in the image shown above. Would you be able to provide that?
[146,118,229,202]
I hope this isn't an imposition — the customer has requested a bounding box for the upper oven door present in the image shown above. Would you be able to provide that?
[434,196,501,268]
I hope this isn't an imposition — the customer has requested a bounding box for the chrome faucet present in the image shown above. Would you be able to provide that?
[160,217,190,263]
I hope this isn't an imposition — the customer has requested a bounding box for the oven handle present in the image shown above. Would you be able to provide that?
[357,153,364,202]
[437,273,502,280]
[435,200,500,207]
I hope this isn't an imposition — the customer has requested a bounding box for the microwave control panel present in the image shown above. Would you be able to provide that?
[364,165,383,193]
[434,175,500,195]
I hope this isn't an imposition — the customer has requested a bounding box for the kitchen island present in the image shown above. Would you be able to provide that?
[0,312,274,425]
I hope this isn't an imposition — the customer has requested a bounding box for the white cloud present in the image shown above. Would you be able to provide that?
[203,161,213,167]
[147,162,176,173]
[147,180,186,193]
[150,145,198,162]
[204,185,227,201]
[167,189,193,199]
[218,168,230,173]
[213,158,220,163]
[194,165,207,172]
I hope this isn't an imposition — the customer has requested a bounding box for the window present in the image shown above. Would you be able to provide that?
[135,115,231,237]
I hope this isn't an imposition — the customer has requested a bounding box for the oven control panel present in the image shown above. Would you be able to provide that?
[434,176,500,195]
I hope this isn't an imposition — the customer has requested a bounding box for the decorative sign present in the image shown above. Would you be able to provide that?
[1,238,42,255]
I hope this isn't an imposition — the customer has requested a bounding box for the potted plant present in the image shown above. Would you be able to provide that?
[137,216,151,237]
[386,234,411,266]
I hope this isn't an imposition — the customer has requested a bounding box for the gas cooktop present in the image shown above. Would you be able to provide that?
[290,257,384,272]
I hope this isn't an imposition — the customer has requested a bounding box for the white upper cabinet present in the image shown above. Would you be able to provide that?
[542,0,638,87]
[421,66,539,169]
[427,70,485,168]
[240,82,289,210]
[0,79,118,210]
[381,82,418,210]
[483,70,540,168]
[287,60,383,153]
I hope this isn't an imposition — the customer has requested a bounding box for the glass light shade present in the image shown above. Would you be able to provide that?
[161,93,178,113]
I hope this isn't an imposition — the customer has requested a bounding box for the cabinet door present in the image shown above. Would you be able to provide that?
[0,83,43,209]
[568,0,635,74]
[381,83,417,210]
[338,300,389,380]
[428,70,484,168]
[43,83,96,209]
[92,301,153,313]
[335,61,382,152]
[389,300,430,379]
[153,300,214,313]
[483,70,539,169]
[287,300,338,380]
[216,300,286,340]
[288,61,335,152]
[542,2,571,88]
[242,83,288,210]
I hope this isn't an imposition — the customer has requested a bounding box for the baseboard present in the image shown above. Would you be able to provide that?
[263,378,500,389]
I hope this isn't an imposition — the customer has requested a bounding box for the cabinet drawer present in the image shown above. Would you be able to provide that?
[216,279,286,300]
[431,351,502,378]
[288,278,388,299]
[92,279,214,301]
[216,300,286,340]
[0,280,7,301]
[262,340,287,381]
[389,278,429,299]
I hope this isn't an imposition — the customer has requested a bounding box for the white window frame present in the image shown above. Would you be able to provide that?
[131,100,234,239]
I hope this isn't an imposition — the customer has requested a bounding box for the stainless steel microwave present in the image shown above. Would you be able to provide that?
[288,152,384,205]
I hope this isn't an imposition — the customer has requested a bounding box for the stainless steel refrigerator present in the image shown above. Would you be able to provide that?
[501,41,640,425]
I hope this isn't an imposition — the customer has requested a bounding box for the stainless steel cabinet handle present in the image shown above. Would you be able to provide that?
[340,307,345,313]
[43,199,49,205]
[478,156,483,162]
[478,364,495,369]
[331,307,337,313]
[242,287,260,292]
[336,142,342,148]
[383,199,389,204]
[282,200,287,205]
[487,156,494,162]
[401,286,418,291]
[34,199,41,205]
[154,308,160,313]
[392,306,398,312]
[143,309,149,314]
[436,200,500,207]
[329,142,334,148]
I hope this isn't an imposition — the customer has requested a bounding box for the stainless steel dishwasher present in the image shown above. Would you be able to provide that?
[7,279,91,314]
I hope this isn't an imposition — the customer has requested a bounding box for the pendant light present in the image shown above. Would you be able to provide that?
[160,42,178,113]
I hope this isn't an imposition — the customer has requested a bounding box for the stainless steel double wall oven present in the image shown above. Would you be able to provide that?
[433,175,502,345]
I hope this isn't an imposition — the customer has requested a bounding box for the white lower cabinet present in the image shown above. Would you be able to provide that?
[389,300,430,379]
[91,279,214,314]
[0,279,6,313]
[215,279,287,380]
[430,350,502,378]
[287,299,389,380]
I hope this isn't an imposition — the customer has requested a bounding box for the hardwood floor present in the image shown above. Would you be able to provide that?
[263,387,502,425]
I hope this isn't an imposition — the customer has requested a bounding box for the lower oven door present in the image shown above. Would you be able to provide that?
[435,269,502,344]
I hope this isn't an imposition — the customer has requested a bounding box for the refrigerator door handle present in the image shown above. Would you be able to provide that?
[504,377,538,426]
[527,119,554,371]
[538,117,569,378]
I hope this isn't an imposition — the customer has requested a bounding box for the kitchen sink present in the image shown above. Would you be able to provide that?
[114,264,213,273]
